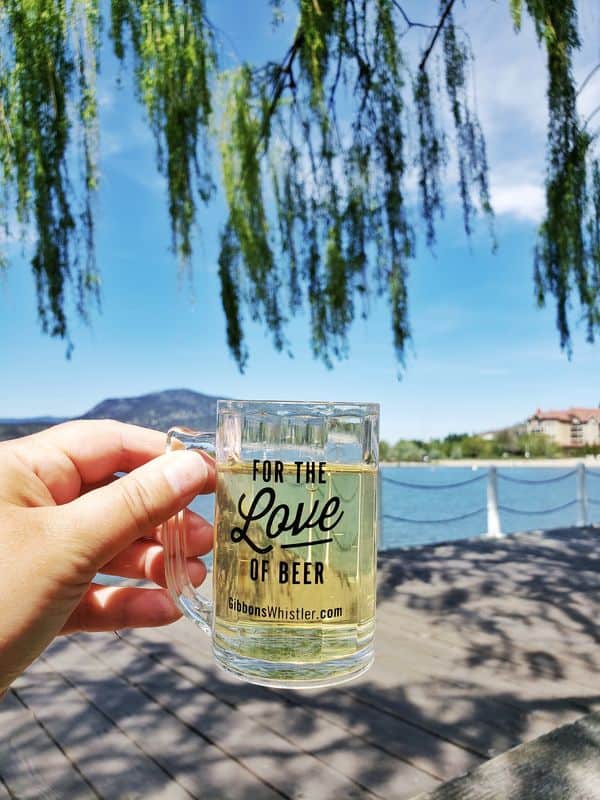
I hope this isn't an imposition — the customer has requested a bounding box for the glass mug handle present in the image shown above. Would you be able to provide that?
[163,427,215,635]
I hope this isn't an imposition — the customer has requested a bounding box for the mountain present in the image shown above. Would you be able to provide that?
[478,421,528,440]
[0,389,221,442]
[0,416,68,425]
[0,421,57,442]
[79,389,220,431]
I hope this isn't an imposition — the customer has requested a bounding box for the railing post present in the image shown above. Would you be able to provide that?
[576,463,588,527]
[485,466,502,538]
[378,468,383,550]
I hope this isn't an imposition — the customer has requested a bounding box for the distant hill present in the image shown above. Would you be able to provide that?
[478,421,528,440]
[78,388,220,430]
[0,421,57,442]
[0,416,68,425]
[0,389,221,442]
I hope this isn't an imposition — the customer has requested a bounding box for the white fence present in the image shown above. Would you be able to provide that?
[382,464,600,540]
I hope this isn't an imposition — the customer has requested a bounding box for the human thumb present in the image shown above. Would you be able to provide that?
[53,449,214,571]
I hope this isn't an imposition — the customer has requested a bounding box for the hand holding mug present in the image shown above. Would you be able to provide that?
[0,420,214,695]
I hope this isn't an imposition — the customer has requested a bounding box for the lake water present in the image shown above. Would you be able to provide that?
[379,465,600,549]
[190,465,600,551]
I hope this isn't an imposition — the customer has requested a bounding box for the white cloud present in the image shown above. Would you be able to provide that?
[491,181,545,223]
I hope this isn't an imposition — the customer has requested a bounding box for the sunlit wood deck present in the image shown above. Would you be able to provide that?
[2,526,599,799]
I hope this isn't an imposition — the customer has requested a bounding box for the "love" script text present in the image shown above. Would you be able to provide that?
[230,487,344,554]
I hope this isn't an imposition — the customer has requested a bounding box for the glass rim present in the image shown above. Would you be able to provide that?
[217,398,380,416]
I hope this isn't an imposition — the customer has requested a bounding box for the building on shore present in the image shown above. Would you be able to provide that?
[527,407,600,447]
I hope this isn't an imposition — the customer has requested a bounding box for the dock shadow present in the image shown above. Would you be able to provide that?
[4,526,598,798]
[7,629,599,800]
[377,526,600,676]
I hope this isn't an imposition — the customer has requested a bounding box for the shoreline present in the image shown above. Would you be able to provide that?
[378,522,600,553]
[381,456,600,468]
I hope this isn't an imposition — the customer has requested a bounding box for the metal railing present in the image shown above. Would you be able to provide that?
[382,464,600,538]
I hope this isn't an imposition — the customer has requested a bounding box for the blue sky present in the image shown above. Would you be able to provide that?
[0,1,599,442]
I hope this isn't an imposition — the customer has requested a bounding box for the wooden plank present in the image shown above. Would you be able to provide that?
[278,684,481,782]
[133,624,516,760]
[0,690,95,800]
[376,608,600,699]
[14,660,191,800]
[379,595,599,657]
[133,594,594,767]
[377,531,600,607]
[123,626,453,791]
[378,539,599,598]
[371,629,594,727]
[233,693,441,798]
[140,612,582,777]
[411,712,600,800]
[376,530,600,694]
[361,656,588,759]
[373,620,598,716]
[41,637,285,800]
[5,527,595,800]
[128,622,479,783]
[374,604,599,708]
[376,602,600,691]
[52,633,383,800]
[86,629,434,800]
[349,681,517,759]
[372,621,594,710]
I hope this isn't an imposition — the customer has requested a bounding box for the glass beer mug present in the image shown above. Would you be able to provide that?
[163,400,379,689]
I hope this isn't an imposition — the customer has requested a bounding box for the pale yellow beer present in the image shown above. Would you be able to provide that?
[213,461,377,676]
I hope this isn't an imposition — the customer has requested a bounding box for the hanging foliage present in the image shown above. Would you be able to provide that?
[110,0,215,262]
[0,0,101,350]
[511,0,600,350]
[0,1,597,368]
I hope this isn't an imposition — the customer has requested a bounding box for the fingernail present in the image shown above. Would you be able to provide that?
[162,450,208,496]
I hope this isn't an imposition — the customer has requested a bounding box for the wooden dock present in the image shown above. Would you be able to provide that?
[2,526,599,799]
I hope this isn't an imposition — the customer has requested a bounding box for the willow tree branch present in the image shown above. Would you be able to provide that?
[256,29,305,151]
[578,63,600,96]
[391,1,438,32]
[329,39,344,111]
[201,14,243,64]
[419,0,458,72]
[271,30,304,102]
[584,103,600,130]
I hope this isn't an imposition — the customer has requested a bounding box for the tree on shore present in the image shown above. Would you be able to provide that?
[0,1,598,367]
[382,431,565,461]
